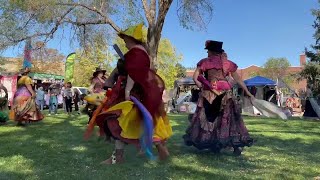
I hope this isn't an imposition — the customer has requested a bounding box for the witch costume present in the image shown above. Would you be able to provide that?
[183,40,254,155]
[84,24,172,164]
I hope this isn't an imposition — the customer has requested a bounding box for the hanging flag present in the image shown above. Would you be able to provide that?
[65,53,76,82]
[23,39,32,68]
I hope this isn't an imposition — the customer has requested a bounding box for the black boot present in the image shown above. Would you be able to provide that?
[211,148,221,154]
[17,121,26,127]
[233,147,242,156]
[182,135,193,146]
[210,144,221,154]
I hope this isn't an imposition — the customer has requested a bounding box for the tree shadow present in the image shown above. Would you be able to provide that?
[166,115,320,179]
[0,115,99,179]
[0,113,319,179]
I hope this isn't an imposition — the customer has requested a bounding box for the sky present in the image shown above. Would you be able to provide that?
[3,0,319,69]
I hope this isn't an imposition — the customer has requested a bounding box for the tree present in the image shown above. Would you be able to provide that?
[73,35,115,87]
[299,62,320,91]
[298,1,320,96]
[260,58,291,80]
[0,44,64,75]
[0,57,5,72]
[0,0,213,69]
[176,63,186,78]
[157,39,183,88]
[258,57,294,86]
[31,44,65,75]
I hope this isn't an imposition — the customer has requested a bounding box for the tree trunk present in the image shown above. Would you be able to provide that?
[146,25,161,71]
[145,0,173,72]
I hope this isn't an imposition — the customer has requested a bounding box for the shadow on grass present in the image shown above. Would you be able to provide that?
[167,114,320,179]
[0,114,98,179]
[0,113,319,179]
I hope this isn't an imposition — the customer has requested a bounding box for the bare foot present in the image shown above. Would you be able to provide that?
[156,143,170,160]
[16,122,26,127]
[136,149,145,157]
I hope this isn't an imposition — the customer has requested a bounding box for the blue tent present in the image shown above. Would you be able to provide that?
[244,76,276,86]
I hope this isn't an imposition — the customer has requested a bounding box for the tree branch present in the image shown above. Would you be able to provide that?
[11,7,75,44]
[63,18,107,26]
[44,7,75,41]
[150,0,156,25]
[59,2,107,19]
[100,0,106,15]
[20,13,36,30]
[58,2,120,32]
[157,0,173,29]
[141,0,152,25]
[176,0,213,30]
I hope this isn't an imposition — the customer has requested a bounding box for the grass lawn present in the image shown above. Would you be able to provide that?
[0,111,320,180]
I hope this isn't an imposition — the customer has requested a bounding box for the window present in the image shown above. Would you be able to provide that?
[78,88,88,94]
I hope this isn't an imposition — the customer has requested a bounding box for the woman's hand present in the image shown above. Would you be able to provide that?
[247,92,254,99]
[231,71,255,101]
[98,77,105,83]
[246,92,255,103]
[196,82,202,89]
[26,84,35,98]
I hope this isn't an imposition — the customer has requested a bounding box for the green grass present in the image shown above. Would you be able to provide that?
[0,111,320,180]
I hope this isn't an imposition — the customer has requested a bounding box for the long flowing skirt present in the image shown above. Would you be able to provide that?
[96,101,172,146]
[183,93,253,151]
[87,76,172,146]
[9,86,44,122]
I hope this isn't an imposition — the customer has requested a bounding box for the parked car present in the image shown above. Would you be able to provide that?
[72,87,89,105]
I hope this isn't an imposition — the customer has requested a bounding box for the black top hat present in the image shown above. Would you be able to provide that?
[204,40,224,53]
[93,67,106,77]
